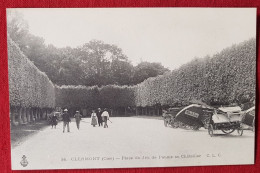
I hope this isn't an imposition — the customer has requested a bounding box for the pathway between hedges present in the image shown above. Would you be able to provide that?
[11,117,254,170]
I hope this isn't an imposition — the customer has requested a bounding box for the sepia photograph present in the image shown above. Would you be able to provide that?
[6,8,256,170]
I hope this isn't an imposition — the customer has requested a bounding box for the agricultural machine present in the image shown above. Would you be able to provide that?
[163,104,255,137]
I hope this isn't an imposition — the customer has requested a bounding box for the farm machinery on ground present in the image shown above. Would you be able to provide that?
[163,104,255,137]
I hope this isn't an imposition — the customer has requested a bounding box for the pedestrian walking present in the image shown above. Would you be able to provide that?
[62,109,71,133]
[96,108,103,127]
[50,111,58,129]
[74,110,82,130]
[91,110,98,127]
[101,108,110,128]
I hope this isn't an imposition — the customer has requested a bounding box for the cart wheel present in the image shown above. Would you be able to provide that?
[169,120,176,128]
[208,124,214,137]
[237,129,243,136]
[173,122,179,128]
[164,119,168,127]
[221,129,235,134]
[172,123,178,128]
[192,126,200,131]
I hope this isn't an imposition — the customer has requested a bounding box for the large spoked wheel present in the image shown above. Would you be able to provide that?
[221,128,235,134]
[164,119,168,127]
[208,124,214,137]
[237,128,243,136]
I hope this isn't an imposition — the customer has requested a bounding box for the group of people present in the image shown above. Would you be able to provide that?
[49,108,110,133]
[90,108,109,128]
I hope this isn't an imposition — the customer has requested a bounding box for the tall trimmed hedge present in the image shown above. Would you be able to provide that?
[135,38,256,107]
[55,85,100,108]
[99,85,136,108]
[55,85,135,109]
[8,36,55,108]
[55,38,255,109]
[8,36,255,110]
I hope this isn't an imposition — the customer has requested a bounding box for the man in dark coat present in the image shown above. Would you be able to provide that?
[62,109,71,133]
[74,110,82,130]
[50,111,58,129]
[96,108,103,127]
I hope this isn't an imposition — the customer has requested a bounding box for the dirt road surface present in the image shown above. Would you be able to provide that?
[11,117,254,170]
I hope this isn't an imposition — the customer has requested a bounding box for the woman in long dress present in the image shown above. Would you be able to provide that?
[91,110,98,127]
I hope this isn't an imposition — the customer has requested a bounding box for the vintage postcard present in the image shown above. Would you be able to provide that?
[7,8,256,170]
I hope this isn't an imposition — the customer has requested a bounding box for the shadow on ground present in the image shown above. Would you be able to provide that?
[130,115,163,120]
[11,120,50,148]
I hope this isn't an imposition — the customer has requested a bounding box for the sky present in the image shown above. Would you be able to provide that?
[7,8,256,70]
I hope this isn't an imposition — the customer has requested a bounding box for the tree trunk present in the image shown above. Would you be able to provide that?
[44,108,48,120]
[10,107,15,126]
[39,109,42,119]
[38,108,41,120]
[40,108,43,119]
[26,108,31,123]
[21,107,26,124]
[11,107,19,126]
[33,108,36,122]
[42,108,45,119]
[30,109,34,122]
[18,107,23,125]
[35,108,39,120]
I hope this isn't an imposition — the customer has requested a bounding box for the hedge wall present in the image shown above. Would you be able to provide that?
[55,38,255,109]
[9,36,254,111]
[8,36,55,108]
[135,38,256,107]
[55,85,136,109]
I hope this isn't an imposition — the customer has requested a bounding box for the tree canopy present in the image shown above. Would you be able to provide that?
[7,12,169,86]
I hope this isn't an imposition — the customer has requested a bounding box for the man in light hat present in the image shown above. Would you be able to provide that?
[74,110,82,130]
[101,108,110,128]
[62,109,71,133]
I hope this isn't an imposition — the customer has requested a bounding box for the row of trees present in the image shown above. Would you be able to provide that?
[7,11,169,87]
[8,36,55,125]
[8,36,56,108]
[7,11,255,117]
[135,38,256,107]
[55,38,256,113]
